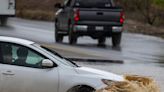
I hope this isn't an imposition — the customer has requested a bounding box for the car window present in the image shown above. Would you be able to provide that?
[0,43,12,64]
[0,43,46,68]
[74,0,112,8]
[40,46,78,67]
[32,44,78,67]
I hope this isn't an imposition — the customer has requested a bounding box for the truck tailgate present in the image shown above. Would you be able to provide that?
[78,8,123,25]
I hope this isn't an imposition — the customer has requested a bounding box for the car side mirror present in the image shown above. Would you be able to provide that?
[41,59,54,68]
[54,3,63,8]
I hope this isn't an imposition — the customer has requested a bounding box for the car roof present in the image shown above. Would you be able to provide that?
[0,36,35,45]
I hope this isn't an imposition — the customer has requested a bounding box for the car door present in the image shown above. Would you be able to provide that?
[58,0,72,31]
[0,42,59,92]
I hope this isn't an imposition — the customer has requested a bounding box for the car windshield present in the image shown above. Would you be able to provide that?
[33,44,79,67]
[74,0,112,8]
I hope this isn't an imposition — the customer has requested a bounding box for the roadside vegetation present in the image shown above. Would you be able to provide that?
[117,0,164,25]
[116,0,164,38]
[16,0,164,38]
[16,0,62,20]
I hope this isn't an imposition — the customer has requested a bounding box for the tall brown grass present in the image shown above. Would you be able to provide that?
[16,10,54,21]
[16,0,62,11]
[16,0,63,21]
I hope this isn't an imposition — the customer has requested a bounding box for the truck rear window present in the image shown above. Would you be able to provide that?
[74,0,112,8]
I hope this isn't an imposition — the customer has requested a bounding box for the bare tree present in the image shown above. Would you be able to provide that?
[133,0,158,25]
[117,0,159,25]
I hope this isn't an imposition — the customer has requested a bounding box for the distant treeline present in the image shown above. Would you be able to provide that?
[115,0,164,25]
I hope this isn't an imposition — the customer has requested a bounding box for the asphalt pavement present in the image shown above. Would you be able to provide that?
[0,18,164,91]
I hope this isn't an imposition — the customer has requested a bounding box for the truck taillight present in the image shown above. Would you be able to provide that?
[120,11,125,24]
[74,9,80,22]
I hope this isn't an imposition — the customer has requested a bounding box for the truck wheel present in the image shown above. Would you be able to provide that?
[98,37,106,47]
[69,31,77,45]
[112,32,122,47]
[0,17,7,26]
[55,21,63,43]
[69,24,77,45]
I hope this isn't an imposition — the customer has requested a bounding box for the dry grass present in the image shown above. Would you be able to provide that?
[16,0,62,11]
[96,75,160,92]
[124,19,164,38]
[16,10,54,21]
[16,0,63,21]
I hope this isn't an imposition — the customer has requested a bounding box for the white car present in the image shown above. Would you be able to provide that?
[0,36,124,92]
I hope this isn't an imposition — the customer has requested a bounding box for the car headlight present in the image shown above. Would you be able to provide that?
[101,79,115,85]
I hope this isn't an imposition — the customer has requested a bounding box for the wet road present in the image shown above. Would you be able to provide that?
[0,18,164,91]
[0,18,164,62]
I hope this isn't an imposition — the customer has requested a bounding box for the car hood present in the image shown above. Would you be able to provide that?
[75,67,124,81]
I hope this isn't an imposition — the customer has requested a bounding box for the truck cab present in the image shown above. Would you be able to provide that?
[0,0,15,26]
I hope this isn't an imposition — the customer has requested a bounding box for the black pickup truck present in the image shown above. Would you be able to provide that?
[54,0,124,47]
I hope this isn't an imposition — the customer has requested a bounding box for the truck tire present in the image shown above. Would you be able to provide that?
[98,37,106,47]
[68,24,77,45]
[112,32,122,47]
[0,17,7,26]
[55,21,63,43]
